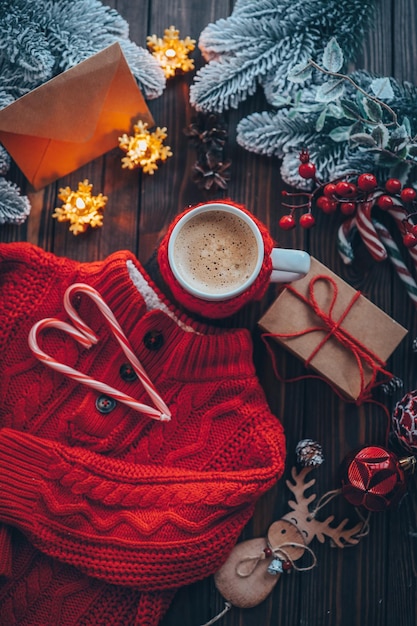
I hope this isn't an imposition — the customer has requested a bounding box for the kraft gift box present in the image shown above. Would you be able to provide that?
[258,257,407,401]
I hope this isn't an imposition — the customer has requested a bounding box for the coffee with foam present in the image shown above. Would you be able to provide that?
[172,210,259,296]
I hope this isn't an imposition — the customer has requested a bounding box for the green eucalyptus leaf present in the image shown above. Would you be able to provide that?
[329,125,353,142]
[315,108,327,131]
[389,125,410,151]
[293,103,326,113]
[370,77,394,101]
[389,160,411,183]
[402,116,412,136]
[350,120,365,135]
[322,37,344,73]
[288,62,313,83]
[327,103,345,119]
[363,98,382,123]
[349,132,377,147]
[371,124,389,147]
[315,79,345,103]
[270,94,292,108]
[295,89,303,105]
[396,146,409,159]
[356,94,368,118]
[407,144,417,157]
[378,151,402,167]
[340,99,362,120]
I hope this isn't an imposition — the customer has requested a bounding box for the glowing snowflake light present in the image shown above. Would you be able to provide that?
[147,26,195,78]
[53,179,107,235]
[118,120,172,174]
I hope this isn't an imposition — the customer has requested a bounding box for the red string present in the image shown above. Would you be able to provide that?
[261,274,394,426]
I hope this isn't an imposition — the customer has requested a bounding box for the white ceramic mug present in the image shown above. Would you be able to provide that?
[167,203,310,302]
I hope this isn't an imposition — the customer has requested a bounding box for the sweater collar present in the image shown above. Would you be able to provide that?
[79,250,257,382]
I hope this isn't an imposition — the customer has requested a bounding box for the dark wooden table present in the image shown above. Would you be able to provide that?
[1,1,416,625]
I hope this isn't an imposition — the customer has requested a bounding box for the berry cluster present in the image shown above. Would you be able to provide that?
[279,150,417,247]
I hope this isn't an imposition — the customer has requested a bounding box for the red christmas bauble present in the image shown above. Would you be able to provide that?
[340,446,406,512]
[392,390,417,453]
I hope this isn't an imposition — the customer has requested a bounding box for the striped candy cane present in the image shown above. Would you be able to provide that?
[28,283,171,421]
[373,220,417,308]
[337,217,357,265]
[355,200,387,261]
[388,201,417,273]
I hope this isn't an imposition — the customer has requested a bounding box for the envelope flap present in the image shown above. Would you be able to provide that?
[0,43,128,143]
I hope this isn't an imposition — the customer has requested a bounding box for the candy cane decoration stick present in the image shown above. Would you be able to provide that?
[28,283,171,421]
[388,202,417,272]
[63,284,169,414]
[373,220,417,309]
[337,217,357,265]
[355,200,387,261]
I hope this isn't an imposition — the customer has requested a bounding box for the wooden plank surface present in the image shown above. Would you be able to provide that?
[1,1,416,625]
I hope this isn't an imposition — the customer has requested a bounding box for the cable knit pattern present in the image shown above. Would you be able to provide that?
[0,242,285,625]
[157,200,274,318]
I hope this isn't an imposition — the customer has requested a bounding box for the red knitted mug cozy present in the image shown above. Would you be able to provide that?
[157,200,275,318]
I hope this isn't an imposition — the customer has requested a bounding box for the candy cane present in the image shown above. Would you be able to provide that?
[373,220,417,309]
[337,217,357,265]
[388,201,417,272]
[355,200,387,261]
[28,283,171,421]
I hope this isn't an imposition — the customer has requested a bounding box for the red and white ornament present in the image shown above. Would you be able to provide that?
[392,389,417,453]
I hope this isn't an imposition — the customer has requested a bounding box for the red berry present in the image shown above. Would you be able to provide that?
[298,162,316,179]
[299,149,310,164]
[357,173,378,191]
[403,233,417,248]
[400,187,417,203]
[279,214,296,230]
[323,183,337,198]
[340,201,357,215]
[316,196,338,214]
[411,224,417,236]
[376,194,394,210]
[385,178,402,194]
[334,181,357,198]
[299,213,316,229]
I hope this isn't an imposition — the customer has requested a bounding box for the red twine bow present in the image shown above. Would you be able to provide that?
[262,274,393,406]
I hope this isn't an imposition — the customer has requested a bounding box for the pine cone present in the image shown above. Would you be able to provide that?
[191,159,231,191]
[295,439,324,467]
[185,113,231,190]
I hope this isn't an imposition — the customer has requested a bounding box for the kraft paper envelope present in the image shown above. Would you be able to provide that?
[0,43,154,190]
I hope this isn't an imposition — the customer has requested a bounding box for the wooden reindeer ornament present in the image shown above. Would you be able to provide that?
[213,440,364,614]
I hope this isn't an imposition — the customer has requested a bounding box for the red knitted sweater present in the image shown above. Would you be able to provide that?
[0,243,285,626]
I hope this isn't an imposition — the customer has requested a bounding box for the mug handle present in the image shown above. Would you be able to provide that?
[270,249,311,283]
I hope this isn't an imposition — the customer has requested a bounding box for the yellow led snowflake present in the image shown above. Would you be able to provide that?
[147,25,195,78]
[52,179,107,236]
[118,120,172,174]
